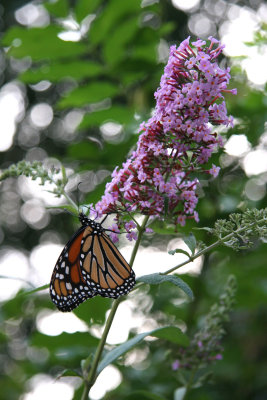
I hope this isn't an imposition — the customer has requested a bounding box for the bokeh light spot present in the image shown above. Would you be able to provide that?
[22,375,73,400]
[171,0,200,11]
[245,178,266,201]
[30,103,53,128]
[36,309,88,336]
[224,134,251,157]
[243,149,267,176]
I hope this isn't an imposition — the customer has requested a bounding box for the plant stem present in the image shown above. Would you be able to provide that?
[164,218,266,275]
[183,367,197,399]
[81,298,121,400]
[81,215,149,400]
[62,190,79,211]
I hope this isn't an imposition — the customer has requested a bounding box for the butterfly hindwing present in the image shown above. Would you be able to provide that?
[50,226,96,312]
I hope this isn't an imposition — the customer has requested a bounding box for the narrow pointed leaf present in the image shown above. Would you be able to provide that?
[56,369,82,379]
[137,273,193,300]
[183,233,197,255]
[168,249,190,257]
[174,388,187,400]
[97,326,189,373]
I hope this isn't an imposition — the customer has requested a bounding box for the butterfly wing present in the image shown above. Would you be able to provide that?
[50,226,96,312]
[79,227,135,298]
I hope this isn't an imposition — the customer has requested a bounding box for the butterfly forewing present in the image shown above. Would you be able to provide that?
[80,226,135,298]
[50,213,136,312]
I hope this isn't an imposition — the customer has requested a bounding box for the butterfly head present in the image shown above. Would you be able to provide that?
[79,212,90,226]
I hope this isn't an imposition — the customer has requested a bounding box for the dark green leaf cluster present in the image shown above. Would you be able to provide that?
[212,208,267,250]
[0,161,66,197]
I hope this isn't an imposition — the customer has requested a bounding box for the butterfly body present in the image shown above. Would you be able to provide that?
[50,213,135,312]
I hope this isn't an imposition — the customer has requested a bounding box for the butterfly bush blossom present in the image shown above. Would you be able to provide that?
[94,37,236,241]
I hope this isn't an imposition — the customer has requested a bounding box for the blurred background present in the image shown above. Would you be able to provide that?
[0,0,267,399]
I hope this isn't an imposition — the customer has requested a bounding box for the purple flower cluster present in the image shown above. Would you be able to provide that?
[171,337,224,371]
[94,37,236,239]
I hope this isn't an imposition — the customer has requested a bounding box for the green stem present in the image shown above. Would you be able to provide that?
[81,215,149,400]
[129,215,149,265]
[81,298,121,400]
[183,367,197,399]
[62,190,79,211]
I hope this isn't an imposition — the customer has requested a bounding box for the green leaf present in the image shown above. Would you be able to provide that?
[183,233,197,255]
[67,135,137,168]
[132,44,158,63]
[57,82,119,108]
[168,249,190,258]
[192,371,213,388]
[2,26,87,61]
[90,0,141,46]
[174,387,187,400]
[137,273,194,300]
[44,0,69,18]
[193,226,213,233]
[103,15,139,66]
[149,220,176,235]
[125,391,168,400]
[20,61,103,83]
[75,0,102,22]
[79,106,134,129]
[163,195,169,217]
[31,331,99,351]
[21,284,49,297]
[97,326,189,374]
[45,205,78,215]
[56,369,82,379]
[74,296,111,325]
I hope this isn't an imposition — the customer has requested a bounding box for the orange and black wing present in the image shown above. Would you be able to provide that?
[50,226,96,312]
[79,227,135,298]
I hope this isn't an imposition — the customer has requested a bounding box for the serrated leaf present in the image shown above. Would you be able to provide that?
[97,326,189,373]
[183,233,197,255]
[137,273,193,300]
[174,387,187,400]
[57,82,119,108]
[168,249,190,258]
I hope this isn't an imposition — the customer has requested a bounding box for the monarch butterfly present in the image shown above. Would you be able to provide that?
[50,212,135,312]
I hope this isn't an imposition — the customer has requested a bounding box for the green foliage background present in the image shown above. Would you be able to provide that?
[0,0,267,399]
